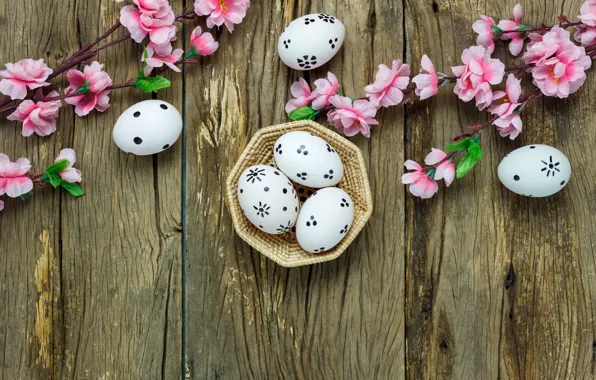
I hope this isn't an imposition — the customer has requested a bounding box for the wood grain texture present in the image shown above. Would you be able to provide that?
[0,0,182,379]
[405,0,596,379]
[1,0,596,379]
[185,0,406,378]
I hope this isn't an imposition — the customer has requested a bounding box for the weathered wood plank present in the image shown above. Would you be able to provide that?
[185,0,406,378]
[0,0,183,378]
[0,0,76,378]
[405,0,596,378]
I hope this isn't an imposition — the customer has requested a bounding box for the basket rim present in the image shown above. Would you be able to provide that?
[225,120,373,267]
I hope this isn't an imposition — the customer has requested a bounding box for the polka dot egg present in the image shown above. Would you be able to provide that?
[273,131,344,188]
[113,100,182,156]
[498,144,571,197]
[237,165,300,234]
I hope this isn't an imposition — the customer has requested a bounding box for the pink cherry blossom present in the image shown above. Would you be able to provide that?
[424,149,455,186]
[497,4,525,56]
[0,199,4,212]
[524,27,592,98]
[0,59,53,100]
[194,0,250,32]
[522,27,570,66]
[488,74,523,139]
[142,44,183,76]
[327,96,378,137]
[130,0,171,16]
[120,3,177,45]
[311,72,340,110]
[55,149,82,183]
[364,60,410,108]
[7,90,61,137]
[401,160,438,199]
[412,55,439,100]
[579,0,596,26]
[532,47,592,98]
[574,25,596,46]
[64,61,113,117]
[472,15,497,55]
[190,27,219,56]
[452,45,505,110]
[0,154,33,198]
[285,78,313,114]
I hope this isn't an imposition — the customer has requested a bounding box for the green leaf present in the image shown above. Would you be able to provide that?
[289,106,317,121]
[456,152,478,179]
[444,138,472,152]
[133,73,172,93]
[468,141,483,161]
[455,142,483,179]
[44,159,70,188]
[61,181,85,197]
[46,159,70,175]
[491,25,503,37]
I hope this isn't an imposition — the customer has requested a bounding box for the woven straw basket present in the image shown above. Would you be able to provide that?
[226,120,373,267]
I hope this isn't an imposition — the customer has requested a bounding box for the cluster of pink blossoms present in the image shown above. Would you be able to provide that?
[286,60,426,137]
[0,149,82,213]
[286,2,595,199]
[0,0,246,138]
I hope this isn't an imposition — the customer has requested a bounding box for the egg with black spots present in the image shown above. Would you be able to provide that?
[278,13,345,71]
[237,165,300,234]
[113,100,182,155]
[296,187,354,253]
[273,131,344,188]
[498,144,571,197]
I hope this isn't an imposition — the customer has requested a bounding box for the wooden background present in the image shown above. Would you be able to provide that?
[1,0,595,378]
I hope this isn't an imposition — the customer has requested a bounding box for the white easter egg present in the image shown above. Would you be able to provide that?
[296,187,354,253]
[237,165,300,234]
[273,131,344,188]
[498,144,571,197]
[113,100,182,156]
[278,13,345,71]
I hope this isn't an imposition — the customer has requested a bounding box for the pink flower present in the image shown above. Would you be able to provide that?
[524,27,592,98]
[54,149,82,183]
[522,27,570,66]
[452,45,505,110]
[194,0,250,32]
[497,4,525,56]
[424,149,455,186]
[472,16,497,55]
[574,25,596,46]
[579,0,596,26]
[488,74,523,139]
[0,154,33,198]
[401,160,438,199]
[311,72,340,110]
[412,55,439,100]
[120,3,177,45]
[131,0,171,16]
[142,44,183,76]
[364,60,410,108]
[7,90,61,137]
[64,61,113,117]
[189,26,219,56]
[0,199,4,212]
[532,47,592,98]
[0,59,53,100]
[327,96,379,137]
[285,78,313,114]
